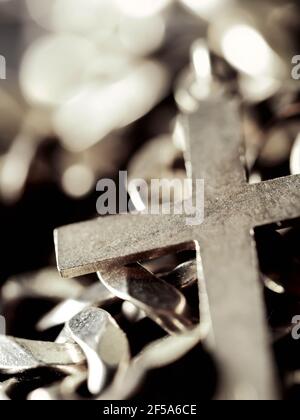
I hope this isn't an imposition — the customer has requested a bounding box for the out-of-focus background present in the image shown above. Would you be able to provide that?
[1,0,300,400]
[0,0,299,279]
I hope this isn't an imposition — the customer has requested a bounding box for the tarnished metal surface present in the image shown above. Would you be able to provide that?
[37,281,115,331]
[97,263,193,334]
[101,325,206,400]
[159,259,198,289]
[58,308,130,395]
[55,97,300,399]
[1,267,85,303]
[0,336,84,373]
[0,378,18,401]
[28,370,88,401]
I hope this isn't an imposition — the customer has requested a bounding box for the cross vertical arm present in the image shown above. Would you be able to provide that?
[196,224,278,400]
[183,97,247,202]
[181,98,280,399]
[54,97,289,401]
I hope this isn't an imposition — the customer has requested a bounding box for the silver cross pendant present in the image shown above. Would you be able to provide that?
[55,96,300,400]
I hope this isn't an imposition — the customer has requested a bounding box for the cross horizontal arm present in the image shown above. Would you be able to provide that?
[247,175,300,228]
[55,213,194,278]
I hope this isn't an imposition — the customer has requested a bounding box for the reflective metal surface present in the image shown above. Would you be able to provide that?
[56,97,300,399]
[37,281,115,331]
[58,307,130,395]
[0,336,84,374]
[98,263,194,334]
[0,0,300,402]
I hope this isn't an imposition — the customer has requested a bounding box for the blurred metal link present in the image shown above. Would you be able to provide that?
[0,0,298,205]
[121,258,198,324]
[290,133,300,175]
[0,335,85,374]
[207,1,287,80]
[2,370,78,401]
[121,301,145,324]
[1,267,85,304]
[286,371,300,388]
[38,256,198,330]
[175,38,219,114]
[57,131,133,199]
[262,274,285,296]
[0,0,201,202]
[141,253,198,287]
[128,135,184,183]
[25,0,170,47]
[28,368,88,400]
[55,97,300,400]
[28,382,61,400]
[179,0,232,22]
[1,0,300,402]
[178,0,299,104]
[183,0,300,109]
[254,118,300,172]
[128,134,187,210]
[19,1,179,153]
[101,324,206,400]
[29,324,207,400]
[0,88,24,154]
[57,307,130,395]
[244,101,300,177]
[53,59,170,153]
[97,263,194,334]
[141,251,193,276]
[272,325,294,344]
[59,369,88,399]
[257,227,300,298]
[0,108,53,204]
[159,259,198,289]
[36,282,116,331]
[0,378,16,401]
